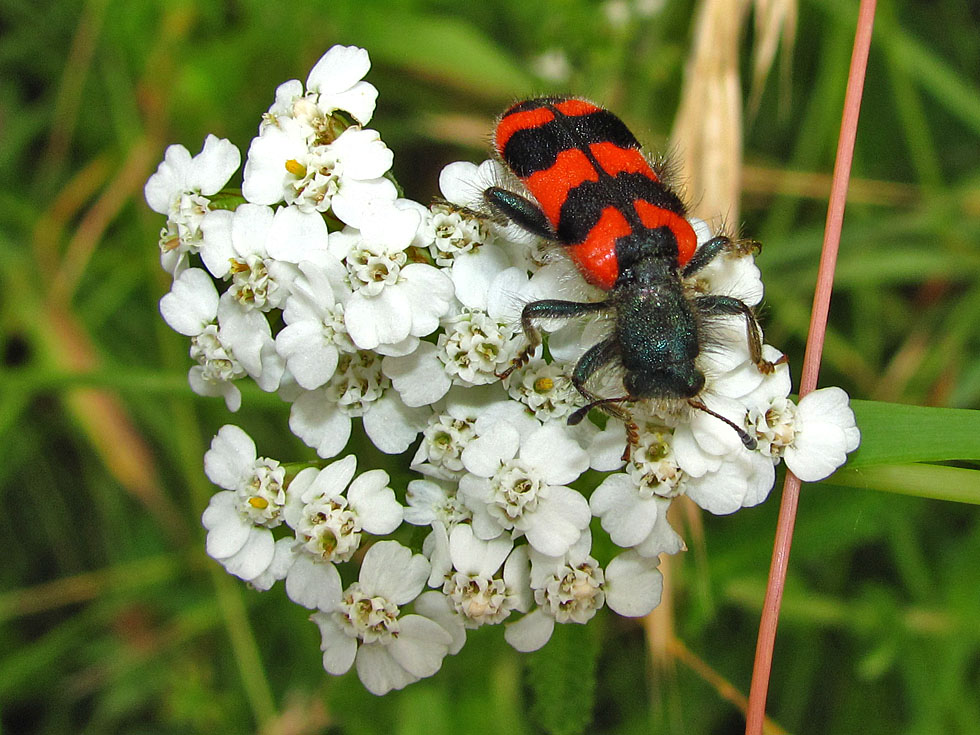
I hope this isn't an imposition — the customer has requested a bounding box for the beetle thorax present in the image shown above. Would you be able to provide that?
[614,265,704,400]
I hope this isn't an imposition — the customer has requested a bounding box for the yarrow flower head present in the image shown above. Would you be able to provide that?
[432,523,531,629]
[459,422,592,557]
[505,359,585,422]
[243,46,395,226]
[311,541,453,695]
[149,45,861,695]
[743,362,861,482]
[145,135,241,274]
[201,425,287,583]
[159,268,283,410]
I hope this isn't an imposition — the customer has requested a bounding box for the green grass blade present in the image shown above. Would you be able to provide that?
[846,400,980,466]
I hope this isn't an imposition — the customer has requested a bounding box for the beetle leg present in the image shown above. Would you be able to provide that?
[484,186,558,240]
[682,235,761,278]
[497,298,611,379]
[696,294,775,373]
[568,338,639,462]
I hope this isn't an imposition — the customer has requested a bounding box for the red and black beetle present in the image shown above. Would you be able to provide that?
[484,97,773,457]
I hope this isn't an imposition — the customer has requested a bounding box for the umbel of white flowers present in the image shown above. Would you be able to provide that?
[147,44,860,695]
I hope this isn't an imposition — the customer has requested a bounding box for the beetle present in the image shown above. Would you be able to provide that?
[484,97,774,458]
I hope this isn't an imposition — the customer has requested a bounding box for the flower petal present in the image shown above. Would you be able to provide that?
[355,643,417,695]
[521,424,589,486]
[160,268,218,335]
[307,45,371,96]
[521,486,590,557]
[604,551,664,617]
[382,343,452,407]
[204,425,257,489]
[387,614,452,678]
[504,609,555,652]
[285,555,343,611]
[347,469,403,535]
[590,473,661,547]
[362,393,428,455]
[221,527,275,581]
[359,541,429,604]
[313,611,358,674]
[461,422,520,477]
[289,391,352,459]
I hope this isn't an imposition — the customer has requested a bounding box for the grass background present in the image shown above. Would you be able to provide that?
[2,0,979,732]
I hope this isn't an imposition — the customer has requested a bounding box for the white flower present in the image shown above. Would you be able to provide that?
[439,159,535,245]
[411,411,478,481]
[159,268,283,409]
[263,46,377,130]
[243,47,394,225]
[438,524,531,628]
[409,384,515,480]
[624,424,685,497]
[146,48,877,696]
[528,533,606,624]
[311,541,453,695]
[280,455,403,610]
[404,479,472,527]
[200,426,286,582]
[427,266,536,392]
[459,422,591,556]
[597,417,774,520]
[436,310,517,387]
[588,426,687,547]
[330,203,455,352]
[289,352,429,458]
[750,386,860,482]
[205,425,287,527]
[160,270,233,401]
[423,163,512,308]
[427,199,494,267]
[504,533,665,652]
[505,359,584,422]
[243,119,396,225]
[202,492,278,582]
[531,49,572,83]
[285,456,403,562]
[198,203,330,310]
[504,532,602,651]
[145,135,241,274]
[276,258,356,390]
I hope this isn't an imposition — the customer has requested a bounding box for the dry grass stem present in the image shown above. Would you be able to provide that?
[747,0,798,119]
[671,0,745,225]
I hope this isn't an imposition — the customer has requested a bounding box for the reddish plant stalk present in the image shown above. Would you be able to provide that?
[744,1,878,733]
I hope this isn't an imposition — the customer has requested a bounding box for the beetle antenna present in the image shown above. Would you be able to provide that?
[687,399,757,450]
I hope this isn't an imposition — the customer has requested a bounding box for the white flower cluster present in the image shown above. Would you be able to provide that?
[147,45,860,695]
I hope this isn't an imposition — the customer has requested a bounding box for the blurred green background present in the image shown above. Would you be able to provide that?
[2,0,979,733]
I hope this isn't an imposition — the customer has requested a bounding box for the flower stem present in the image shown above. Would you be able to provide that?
[744,1,878,732]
